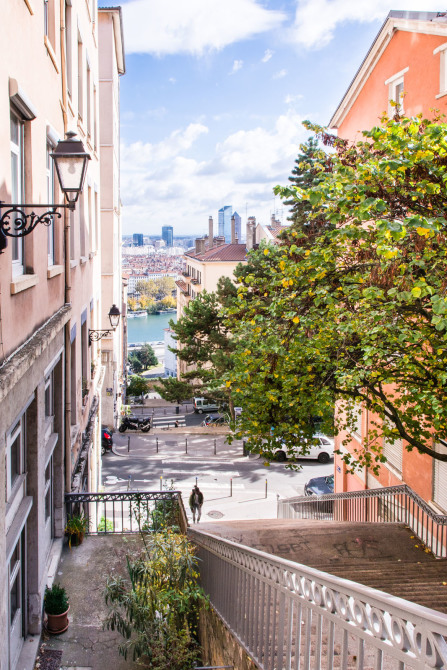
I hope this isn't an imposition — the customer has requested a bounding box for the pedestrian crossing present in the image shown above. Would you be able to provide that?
[151,414,186,429]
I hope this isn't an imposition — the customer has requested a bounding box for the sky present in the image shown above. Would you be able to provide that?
[98,0,443,238]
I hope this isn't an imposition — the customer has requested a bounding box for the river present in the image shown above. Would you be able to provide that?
[127,312,177,345]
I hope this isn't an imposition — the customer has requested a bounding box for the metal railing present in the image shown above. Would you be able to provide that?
[277,484,447,557]
[65,490,188,535]
[189,527,447,670]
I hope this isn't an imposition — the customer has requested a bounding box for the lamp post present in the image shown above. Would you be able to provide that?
[0,131,90,244]
[88,305,121,344]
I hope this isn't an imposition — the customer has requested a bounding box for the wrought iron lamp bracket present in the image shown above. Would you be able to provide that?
[88,329,114,344]
[0,201,73,240]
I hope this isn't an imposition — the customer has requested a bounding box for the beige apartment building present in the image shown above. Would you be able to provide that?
[0,2,124,668]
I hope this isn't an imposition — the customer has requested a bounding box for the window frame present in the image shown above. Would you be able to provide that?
[46,141,55,266]
[10,110,25,277]
[6,418,25,501]
[385,67,408,116]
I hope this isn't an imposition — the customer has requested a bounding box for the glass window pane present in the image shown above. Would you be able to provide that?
[10,572,20,624]
[10,435,20,487]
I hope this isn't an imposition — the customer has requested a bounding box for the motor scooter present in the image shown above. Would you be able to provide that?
[119,416,151,433]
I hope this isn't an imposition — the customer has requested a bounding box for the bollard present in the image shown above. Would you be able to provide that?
[243,439,248,456]
[195,476,198,486]
[176,405,180,415]
[230,478,233,497]
[160,476,163,491]
[265,479,268,499]
[128,435,130,453]
[156,437,159,453]
[128,475,131,491]
[214,439,216,455]
[185,438,188,454]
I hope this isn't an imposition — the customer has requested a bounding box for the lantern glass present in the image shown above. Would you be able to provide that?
[108,305,121,329]
[51,133,90,208]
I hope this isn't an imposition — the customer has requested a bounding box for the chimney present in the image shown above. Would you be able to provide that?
[195,238,205,254]
[246,221,253,251]
[208,216,214,249]
[231,215,236,244]
[216,236,225,246]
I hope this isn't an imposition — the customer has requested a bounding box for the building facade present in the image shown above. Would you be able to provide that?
[218,205,232,243]
[0,1,123,667]
[161,225,173,247]
[133,233,143,246]
[99,7,125,430]
[328,11,447,509]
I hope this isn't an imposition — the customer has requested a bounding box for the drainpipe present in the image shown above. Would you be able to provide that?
[60,0,72,492]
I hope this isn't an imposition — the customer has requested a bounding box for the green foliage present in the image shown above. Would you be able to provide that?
[65,513,89,547]
[170,277,238,415]
[44,583,69,615]
[127,375,150,397]
[136,277,176,301]
[103,529,207,669]
[128,344,158,372]
[98,516,114,532]
[153,377,193,404]
[282,136,326,230]
[225,113,447,469]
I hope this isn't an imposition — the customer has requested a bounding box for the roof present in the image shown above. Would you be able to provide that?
[175,280,188,293]
[329,11,447,129]
[185,243,247,263]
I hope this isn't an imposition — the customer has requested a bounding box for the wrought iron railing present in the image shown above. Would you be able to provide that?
[189,527,447,670]
[277,484,447,557]
[65,490,188,534]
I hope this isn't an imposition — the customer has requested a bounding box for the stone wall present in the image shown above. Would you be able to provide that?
[198,607,259,670]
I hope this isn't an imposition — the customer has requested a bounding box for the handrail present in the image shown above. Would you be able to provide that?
[65,490,185,534]
[189,527,447,670]
[277,484,447,557]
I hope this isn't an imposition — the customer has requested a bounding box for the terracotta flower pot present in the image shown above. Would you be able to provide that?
[46,606,70,634]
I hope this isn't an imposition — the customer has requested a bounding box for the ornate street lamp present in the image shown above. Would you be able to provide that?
[0,131,90,241]
[89,305,121,344]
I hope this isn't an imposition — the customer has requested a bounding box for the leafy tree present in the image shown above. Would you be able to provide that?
[282,136,325,230]
[153,377,193,404]
[171,277,238,416]
[137,277,176,301]
[128,355,143,373]
[127,375,150,397]
[139,343,158,369]
[127,297,138,312]
[226,114,447,469]
[159,295,176,309]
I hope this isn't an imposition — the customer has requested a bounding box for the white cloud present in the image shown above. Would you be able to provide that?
[120,112,308,236]
[168,77,176,84]
[290,0,443,49]
[230,60,244,75]
[285,93,304,105]
[262,49,274,63]
[273,69,287,79]
[122,0,286,56]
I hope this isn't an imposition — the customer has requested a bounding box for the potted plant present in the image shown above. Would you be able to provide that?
[44,583,69,634]
[65,513,89,547]
[82,377,89,405]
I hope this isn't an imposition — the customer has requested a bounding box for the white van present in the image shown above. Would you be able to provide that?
[193,397,219,414]
[274,435,334,463]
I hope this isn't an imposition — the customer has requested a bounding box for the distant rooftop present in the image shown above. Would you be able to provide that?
[185,242,247,263]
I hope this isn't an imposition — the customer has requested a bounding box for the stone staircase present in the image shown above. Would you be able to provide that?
[198,519,447,613]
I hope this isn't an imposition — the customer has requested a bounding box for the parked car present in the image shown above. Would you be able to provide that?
[101,428,113,455]
[304,474,334,496]
[201,414,228,426]
[193,397,219,414]
[274,435,334,463]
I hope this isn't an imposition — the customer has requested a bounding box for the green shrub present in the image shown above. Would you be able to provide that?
[44,583,69,615]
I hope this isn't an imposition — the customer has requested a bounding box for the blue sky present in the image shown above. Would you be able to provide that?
[98,0,442,238]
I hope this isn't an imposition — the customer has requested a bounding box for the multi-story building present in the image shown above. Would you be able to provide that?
[133,233,144,246]
[233,211,242,242]
[99,7,125,430]
[328,10,447,508]
[218,205,232,242]
[0,2,124,667]
[176,216,248,377]
[161,225,173,247]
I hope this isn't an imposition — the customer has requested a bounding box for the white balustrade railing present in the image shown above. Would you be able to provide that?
[189,528,447,670]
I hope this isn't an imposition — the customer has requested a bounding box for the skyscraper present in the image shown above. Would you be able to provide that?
[218,205,232,243]
[233,211,242,242]
[162,225,174,247]
[133,233,144,246]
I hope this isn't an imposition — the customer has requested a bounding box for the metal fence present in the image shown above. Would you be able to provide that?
[189,527,447,670]
[277,484,447,558]
[65,490,188,534]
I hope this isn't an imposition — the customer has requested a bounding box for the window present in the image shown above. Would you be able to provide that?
[10,111,24,276]
[44,458,53,523]
[385,68,408,116]
[6,418,24,500]
[382,419,403,473]
[434,43,447,97]
[46,142,55,265]
[65,2,73,98]
[77,35,83,120]
[44,0,55,46]
[86,62,91,137]
[93,86,97,150]
[45,370,54,419]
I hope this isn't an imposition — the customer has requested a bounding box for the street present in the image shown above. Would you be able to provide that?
[101,426,334,523]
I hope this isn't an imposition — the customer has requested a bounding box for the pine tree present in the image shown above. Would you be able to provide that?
[283,137,323,229]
